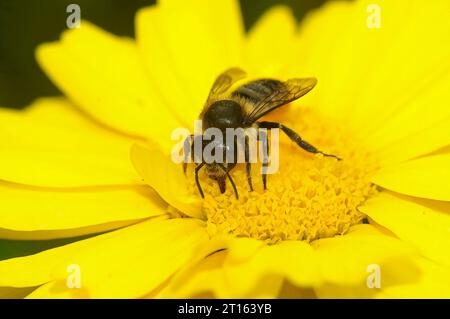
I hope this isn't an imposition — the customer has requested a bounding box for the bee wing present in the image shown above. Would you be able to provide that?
[207,68,247,102]
[232,78,317,125]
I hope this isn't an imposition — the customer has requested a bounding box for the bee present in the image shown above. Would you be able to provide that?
[183,68,341,199]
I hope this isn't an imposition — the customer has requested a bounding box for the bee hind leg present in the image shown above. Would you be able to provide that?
[258,121,342,161]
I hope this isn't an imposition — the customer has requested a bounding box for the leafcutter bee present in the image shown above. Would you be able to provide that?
[183,68,341,199]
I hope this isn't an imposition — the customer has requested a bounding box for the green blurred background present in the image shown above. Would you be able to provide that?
[0,0,332,109]
[0,0,334,260]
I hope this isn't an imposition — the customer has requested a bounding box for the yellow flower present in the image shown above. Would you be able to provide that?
[1,0,450,299]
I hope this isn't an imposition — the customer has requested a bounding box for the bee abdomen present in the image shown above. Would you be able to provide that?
[231,79,284,104]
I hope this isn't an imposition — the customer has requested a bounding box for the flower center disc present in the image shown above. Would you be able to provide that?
[187,109,378,244]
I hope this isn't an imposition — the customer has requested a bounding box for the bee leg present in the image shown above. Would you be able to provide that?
[244,135,253,192]
[183,134,194,173]
[218,164,239,200]
[195,162,205,198]
[258,121,342,160]
[259,129,269,190]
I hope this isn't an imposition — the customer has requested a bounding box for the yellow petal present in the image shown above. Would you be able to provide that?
[311,224,416,285]
[25,281,89,299]
[0,221,136,241]
[277,281,316,298]
[292,0,372,118]
[314,256,421,298]
[0,287,36,299]
[315,283,377,299]
[161,225,416,297]
[363,70,450,154]
[0,218,209,299]
[223,240,320,297]
[156,0,244,125]
[316,257,450,298]
[0,149,141,188]
[245,6,297,77]
[130,143,202,219]
[0,99,140,187]
[225,236,265,263]
[0,182,166,239]
[135,6,193,129]
[158,237,283,298]
[294,0,450,141]
[184,254,283,299]
[0,98,134,153]
[156,250,231,298]
[160,236,319,298]
[375,117,450,166]
[376,257,450,298]
[36,21,180,148]
[360,191,450,267]
[354,0,450,143]
[372,154,450,201]
[25,97,136,141]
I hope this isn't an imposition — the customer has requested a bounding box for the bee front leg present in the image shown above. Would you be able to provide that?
[195,162,206,198]
[244,135,253,192]
[183,134,194,174]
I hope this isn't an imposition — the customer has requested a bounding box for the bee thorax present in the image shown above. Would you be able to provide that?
[203,100,243,130]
